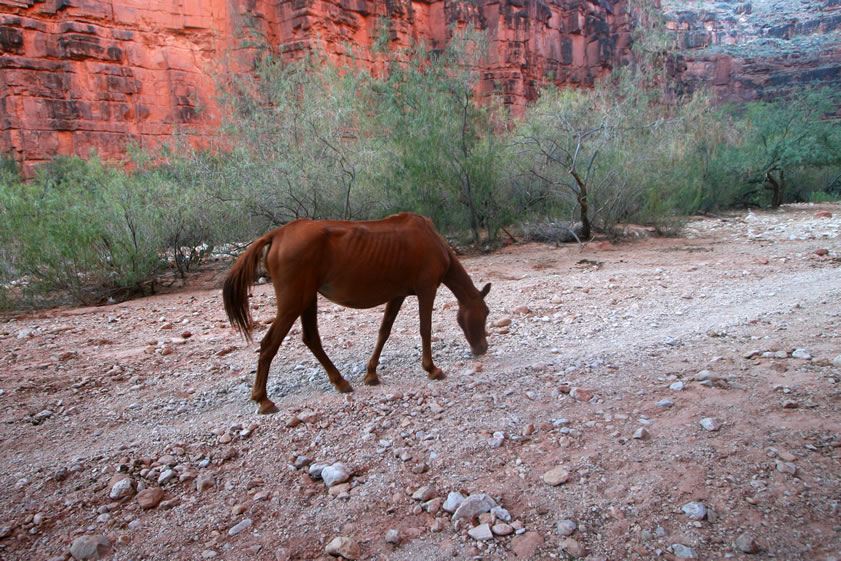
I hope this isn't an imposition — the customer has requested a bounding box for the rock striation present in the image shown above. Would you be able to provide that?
[1,0,838,171]
[0,0,631,173]
[663,0,841,102]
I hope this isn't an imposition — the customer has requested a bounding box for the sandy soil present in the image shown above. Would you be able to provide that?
[1,203,840,561]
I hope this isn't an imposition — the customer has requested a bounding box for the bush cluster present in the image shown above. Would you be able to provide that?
[1,26,839,308]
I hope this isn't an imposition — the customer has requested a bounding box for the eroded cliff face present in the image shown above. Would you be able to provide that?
[0,0,631,173]
[663,0,841,102]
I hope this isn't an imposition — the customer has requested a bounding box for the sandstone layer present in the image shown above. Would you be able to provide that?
[0,0,631,173]
[663,0,841,102]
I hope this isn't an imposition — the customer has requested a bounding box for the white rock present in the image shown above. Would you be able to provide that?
[325,536,360,560]
[228,518,252,536]
[556,519,577,536]
[682,501,707,520]
[321,463,351,487]
[442,491,465,513]
[412,486,437,501]
[69,535,112,560]
[672,543,698,559]
[699,418,721,432]
[791,348,811,359]
[468,523,494,541]
[384,529,400,544]
[669,381,684,391]
[633,427,650,440]
[491,506,511,522]
[832,355,841,368]
[157,469,177,485]
[452,494,497,522]
[492,523,514,536]
[109,478,134,500]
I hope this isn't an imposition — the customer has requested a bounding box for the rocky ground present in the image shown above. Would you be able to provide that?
[1,203,840,561]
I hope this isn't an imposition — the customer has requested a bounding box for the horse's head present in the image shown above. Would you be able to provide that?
[457,282,491,356]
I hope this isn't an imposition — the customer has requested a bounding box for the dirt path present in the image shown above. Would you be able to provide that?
[1,203,840,561]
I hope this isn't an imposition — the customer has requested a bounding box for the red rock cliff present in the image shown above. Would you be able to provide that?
[0,0,631,173]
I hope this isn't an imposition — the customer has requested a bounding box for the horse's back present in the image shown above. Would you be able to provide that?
[270,213,450,309]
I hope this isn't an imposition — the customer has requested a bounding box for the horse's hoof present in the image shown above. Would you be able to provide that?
[428,369,446,380]
[336,381,354,393]
[363,374,380,386]
[257,400,279,415]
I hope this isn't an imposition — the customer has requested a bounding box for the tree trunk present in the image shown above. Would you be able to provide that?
[766,169,785,208]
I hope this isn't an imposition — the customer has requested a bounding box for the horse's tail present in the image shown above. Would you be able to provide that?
[223,233,274,342]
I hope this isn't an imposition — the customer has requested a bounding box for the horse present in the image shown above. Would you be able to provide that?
[222,212,491,414]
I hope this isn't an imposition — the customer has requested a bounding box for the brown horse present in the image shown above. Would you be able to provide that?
[223,212,491,414]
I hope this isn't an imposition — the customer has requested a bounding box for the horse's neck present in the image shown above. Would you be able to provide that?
[443,254,480,304]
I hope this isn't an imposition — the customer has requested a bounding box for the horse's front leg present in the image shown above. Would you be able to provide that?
[300,297,352,393]
[254,313,297,414]
[365,296,405,385]
[417,291,444,380]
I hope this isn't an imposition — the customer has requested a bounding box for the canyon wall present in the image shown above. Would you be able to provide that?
[2,0,839,173]
[0,0,631,173]
[663,0,841,103]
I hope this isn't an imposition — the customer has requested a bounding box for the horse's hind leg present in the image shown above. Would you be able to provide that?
[300,297,352,393]
[253,313,297,414]
[365,296,405,385]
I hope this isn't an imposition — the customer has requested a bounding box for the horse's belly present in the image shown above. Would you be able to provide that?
[318,284,408,309]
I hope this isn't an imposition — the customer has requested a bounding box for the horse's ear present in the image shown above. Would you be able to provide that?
[480,283,491,299]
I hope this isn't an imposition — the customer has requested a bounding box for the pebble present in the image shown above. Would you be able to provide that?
[309,463,327,480]
[669,381,684,391]
[735,531,760,553]
[671,543,698,559]
[452,494,497,522]
[69,535,112,560]
[791,348,812,360]
[832,355,841,368]
[775,460,798,476]
[33,409,53,423]
[196,473,215,492]
[321,462,351,487]
[695,369,715,381]
[158,469,177,485]
[468,523,494,541]
[542,466,570,486]
[656,399,674,408]
[699,418,721,432]
[412,486,438,501]
[136,487,164,509]
[228,518,252,536]
[492,523,514,536]
[385,529,400,544]
[556,519,577,537]
[570,387,594,402]
[109,477,135,500]
[488,431,505,447]
[561,537,586,558]
[633,427,650,440]
[491,505,511,522]
[325,536,361,560]
[443,491,465,513]
[681,501,707,520]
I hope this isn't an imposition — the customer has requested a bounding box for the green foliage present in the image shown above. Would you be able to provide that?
[372,28,511,245]
[212,49,380,229]
[3,12,840,310]
[0,154,168,306]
